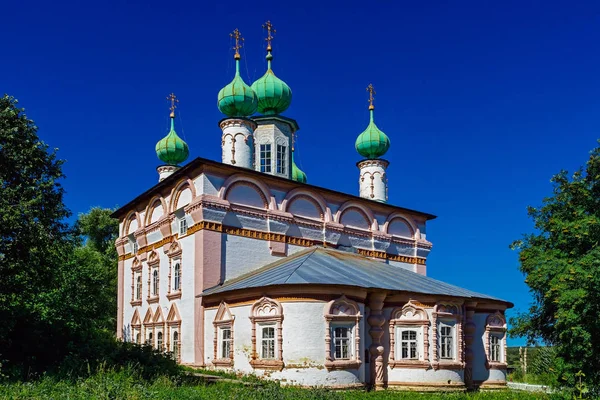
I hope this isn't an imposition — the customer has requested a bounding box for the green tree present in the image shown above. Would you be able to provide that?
[0,95,73,376]
[510,141,600,386]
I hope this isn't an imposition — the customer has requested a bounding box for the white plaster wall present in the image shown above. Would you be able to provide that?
[176,188,192,210]
[179,233,196,364]
[223,235,279,281]
[471,313,504,383]
[221,122,254,169]
[150,204,164,224]
[358,163,387,202]
[204,301,364,386]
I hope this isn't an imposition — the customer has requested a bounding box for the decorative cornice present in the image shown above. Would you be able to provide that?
[357,159,389,169]
[219,117,257,131]
[356,249,426,265]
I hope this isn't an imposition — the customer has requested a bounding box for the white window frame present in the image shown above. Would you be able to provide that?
[439,322,455,360]
[212,301,235,367]
[172,330,180,361]
[485,311,507,369]
[131,240,138,254]
[219,326,233,359]
[259,324,277,360]
[152,269,159,296]
[331,324,353,360]
[173,261,181,292]
[397,327,421,360]
[179,218,188,236]
[260,144,272,173]
[276,144,286,174]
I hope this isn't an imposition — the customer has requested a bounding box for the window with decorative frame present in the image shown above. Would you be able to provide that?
[389,300,430,369]
[432,303,463,370]
[142,308,154,346]
[130,258,143,306]
[323,295,362,370]
[212,302,235,367]
[485,311,507,369]
[249,297,283,370]
[166,304,182,363]
[131,309,141,345]
[157,331,164,352]
[147,250,160,304]
[166,242,182,300]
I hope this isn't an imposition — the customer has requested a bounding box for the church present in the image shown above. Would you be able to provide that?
[112,23,511,391]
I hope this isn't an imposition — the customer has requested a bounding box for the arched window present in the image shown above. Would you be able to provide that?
[147,332,153,346]
[389,300,430,369]
[157,331,163,351]
[172,331,179,361]
[249,297,283,370]
[152,270,159,296]
[136,332,141,344]
[136,276,142,300]
[173,263,181,291]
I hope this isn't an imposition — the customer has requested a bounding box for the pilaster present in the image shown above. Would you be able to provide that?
[367,292,387,389]
[357,159,389,203]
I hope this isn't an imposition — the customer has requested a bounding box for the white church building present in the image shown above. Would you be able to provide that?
[113,24,511,391]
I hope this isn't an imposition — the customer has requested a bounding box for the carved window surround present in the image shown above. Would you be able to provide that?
[147,250,160,302]
[166,241,182,301]
[212,302,235,367]
[432,303,464,371]
[324,296,362,371]
[249,297,284,371]
[131,257,143,306]
[485,311,508,370]
[389,300,430,369]
[166,304,182,363]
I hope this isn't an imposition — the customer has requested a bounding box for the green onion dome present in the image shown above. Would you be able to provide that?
[355,107,390,159]
[291,152,307,183]
[251,51,292,115]
[156,115,189,165]
[217,58,258,117]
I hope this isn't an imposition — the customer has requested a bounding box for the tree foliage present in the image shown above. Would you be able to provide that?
[0,95,171,380]
[510,141,600,386]
[0,94,73,376]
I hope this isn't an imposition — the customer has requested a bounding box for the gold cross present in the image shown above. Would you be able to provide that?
[230,28,244,59]
[367,84,375,110]
[167,93,179,117]
[263,20,276,51]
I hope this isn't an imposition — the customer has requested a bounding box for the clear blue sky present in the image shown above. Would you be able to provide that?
[4,0,599,345]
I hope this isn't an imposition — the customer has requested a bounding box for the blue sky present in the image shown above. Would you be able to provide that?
[3,0,599,345]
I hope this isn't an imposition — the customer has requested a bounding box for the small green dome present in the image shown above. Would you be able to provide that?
[218,59,258,117]
[291,152,307,183]
[251,53,292,115]
[156,117,189,165]
[355,108,390,159]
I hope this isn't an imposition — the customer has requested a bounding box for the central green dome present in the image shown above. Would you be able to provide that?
[355,108,390,159]
[291,152,307,183]
[251,52,292,115]
[218,59,258,117]
[156,117,189,165]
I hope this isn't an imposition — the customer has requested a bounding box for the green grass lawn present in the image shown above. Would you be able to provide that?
[0,369,569,400]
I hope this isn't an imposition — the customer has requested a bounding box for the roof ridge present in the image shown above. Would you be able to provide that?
[203,246,317,292]
[283,247,319,284]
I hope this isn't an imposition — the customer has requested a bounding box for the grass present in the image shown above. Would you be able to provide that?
[0,368,571,400]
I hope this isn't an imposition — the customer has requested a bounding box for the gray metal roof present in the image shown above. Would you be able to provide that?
[202,247,510,304]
